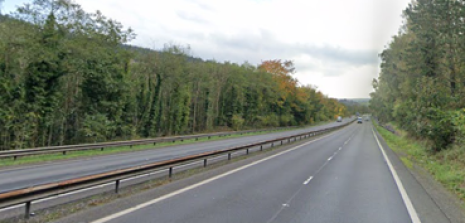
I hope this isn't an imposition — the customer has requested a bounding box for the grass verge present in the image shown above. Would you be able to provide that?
[0,121,332,167]
[374,122,465,202]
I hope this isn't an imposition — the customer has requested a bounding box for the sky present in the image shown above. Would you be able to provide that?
[2,0,411,98]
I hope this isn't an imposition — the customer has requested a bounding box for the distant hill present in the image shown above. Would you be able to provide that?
[338,98,370,115]
[338,99,359,107]
[343,98,370,103]
[339,98,370,106]
[123,44,205,63]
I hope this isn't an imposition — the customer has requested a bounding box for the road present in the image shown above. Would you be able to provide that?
[0,119,352,193]
[90,121,416,223]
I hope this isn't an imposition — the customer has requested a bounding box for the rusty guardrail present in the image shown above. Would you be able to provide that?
[0,126,297,160]
[0,120,354,219]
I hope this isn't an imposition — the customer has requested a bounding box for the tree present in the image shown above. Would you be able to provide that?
[0,0,348,149]
[371,0,465,151]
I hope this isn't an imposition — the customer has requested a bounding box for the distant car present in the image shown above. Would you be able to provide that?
[365,117,369,121]
[357,117,363,124]
[337,116,342,122]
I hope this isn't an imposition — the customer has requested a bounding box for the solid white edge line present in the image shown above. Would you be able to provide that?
[372,127,421,223]
[91,130,339,223]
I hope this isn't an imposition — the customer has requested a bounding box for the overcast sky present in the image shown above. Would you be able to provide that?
[2,0,411,98]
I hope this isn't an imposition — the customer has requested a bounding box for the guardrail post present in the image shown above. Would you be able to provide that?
[25,201,31,219]
[260,145,263,151]
[228,153,231,160]
[204,159,207,167]
[281,140,283,145]
[208,136,211,139]
[63,151,66,155]
[246,149,249,155]
[130,145,133,148]
[169,167,173,178]
[153,142,156,145]
[271,142,274,147]
[115,179,120,194]
[14,155,17,160]
[196,137,198,141]
[101,147,104,151]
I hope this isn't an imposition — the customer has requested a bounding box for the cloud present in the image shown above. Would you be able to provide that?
[176,10,210,25]
[299,45,378,66]
[4,0,410,98]
[189,0,215,12]
[189,30,378,75]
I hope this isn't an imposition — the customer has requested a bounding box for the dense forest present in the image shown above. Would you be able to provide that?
[370,0,465,151]
[0,0,354,150]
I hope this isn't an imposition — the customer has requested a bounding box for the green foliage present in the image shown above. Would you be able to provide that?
[79,114,111,143]
[257,114,280,127]
[424,108,454,152]
[231,115,245,131]
[0,0,349,150]
[371,0,465,152]
[450,109,465,144]
[375,122,465,201]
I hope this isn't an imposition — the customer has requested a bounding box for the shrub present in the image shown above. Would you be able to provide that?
[231,114,245,131]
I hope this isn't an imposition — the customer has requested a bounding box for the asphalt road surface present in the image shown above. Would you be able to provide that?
[0,119,353,193]
[90,121,417,223]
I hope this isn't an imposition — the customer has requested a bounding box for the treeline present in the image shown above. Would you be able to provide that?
[338,99,370,115]
[370,0,465,151]
[0,0,350,150]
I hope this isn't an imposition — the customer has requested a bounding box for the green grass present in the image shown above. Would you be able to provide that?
[0,131,271,167]
[374,122,465,201]
[0,121,332,167]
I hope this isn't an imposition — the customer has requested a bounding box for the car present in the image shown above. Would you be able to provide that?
[337,116,342,122]
[357,117,363,124]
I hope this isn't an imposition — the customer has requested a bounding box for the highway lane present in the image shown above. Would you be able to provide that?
[0,118,353,193]
[93,121,414,223]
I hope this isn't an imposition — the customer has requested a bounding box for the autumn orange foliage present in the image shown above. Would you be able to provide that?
[258,60,297,104]
[259,59,348,121]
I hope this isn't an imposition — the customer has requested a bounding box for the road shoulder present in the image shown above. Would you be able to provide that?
[373,127,465,223]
